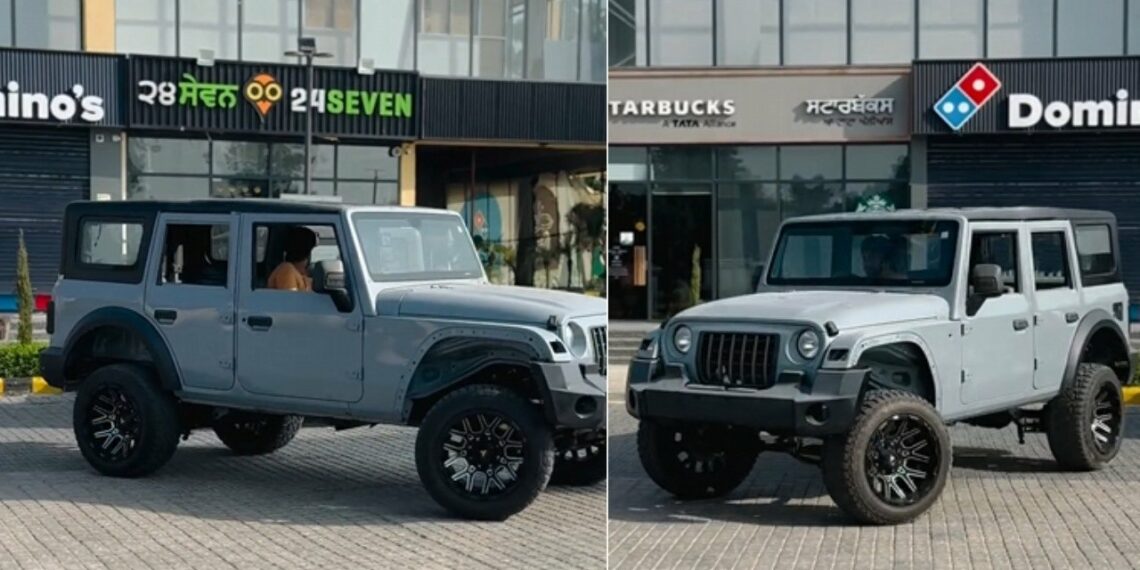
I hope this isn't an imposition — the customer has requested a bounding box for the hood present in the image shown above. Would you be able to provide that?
[376,283,606,326]
[675,290,949,330]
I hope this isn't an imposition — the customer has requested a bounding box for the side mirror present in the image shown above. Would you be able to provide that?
[970,263,1004,298]
[312,259,353,313]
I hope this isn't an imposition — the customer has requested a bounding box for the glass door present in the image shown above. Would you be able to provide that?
[650,186,712,320]
[608,182,648,320]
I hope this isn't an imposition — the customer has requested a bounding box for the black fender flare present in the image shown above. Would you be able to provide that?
[403,336,544,404]
[1063,308,1131,386]
[62,307,182,391]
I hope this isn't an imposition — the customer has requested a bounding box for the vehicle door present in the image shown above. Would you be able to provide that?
[1025,222,1082,391]
[144,213,237,391]
[960,223,1035,404]
[235,214,364,403]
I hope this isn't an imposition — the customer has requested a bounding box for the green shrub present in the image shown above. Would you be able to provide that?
[0,342,45,377]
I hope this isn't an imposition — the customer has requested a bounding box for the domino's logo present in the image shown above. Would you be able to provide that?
[933,63,1002,130]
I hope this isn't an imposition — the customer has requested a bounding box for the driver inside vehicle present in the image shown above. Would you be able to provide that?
[267,226,316,292]
[861,234,906,280]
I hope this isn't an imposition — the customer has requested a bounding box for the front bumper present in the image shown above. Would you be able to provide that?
[625,358,866,437]
[533,361,606,430]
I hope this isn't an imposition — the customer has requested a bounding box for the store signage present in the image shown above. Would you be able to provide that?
[803,95,895,126]
[1007,90,1140,129]
[137,72,414,120]
[608,98,736,129]
[127,56,418,139]
[0,81,105,123]
[932,63,1002,131]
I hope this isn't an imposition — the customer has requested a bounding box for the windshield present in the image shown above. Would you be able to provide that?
[767,219,960,287]
[351,212,484,282]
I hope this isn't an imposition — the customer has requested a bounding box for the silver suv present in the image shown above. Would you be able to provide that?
[41,199,606,521]
[626,208,1131,525]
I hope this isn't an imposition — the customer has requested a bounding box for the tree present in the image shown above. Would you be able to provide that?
[15,230,33,345]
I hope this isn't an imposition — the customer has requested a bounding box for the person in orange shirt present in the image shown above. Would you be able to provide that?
[267,226,317,292]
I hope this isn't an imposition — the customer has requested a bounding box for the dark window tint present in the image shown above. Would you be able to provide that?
[80,221,144,267]
[1074,224,1116,277]
[251,223,341,290]
[1030,232,1071,290]
[969,231,1019,292]
[158,223,230,287]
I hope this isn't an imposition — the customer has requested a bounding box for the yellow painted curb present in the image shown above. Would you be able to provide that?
[31,377,61,395]
[1124,386,1140,406]
[0,377,4,395]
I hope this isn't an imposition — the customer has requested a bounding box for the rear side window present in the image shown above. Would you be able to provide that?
[1030,232,1072,290]
[1074,224,1117,281]
[80,221,143,267]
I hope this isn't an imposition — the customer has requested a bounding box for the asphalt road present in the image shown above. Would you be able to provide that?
[608,365,1140,570]
[0,394,605,570]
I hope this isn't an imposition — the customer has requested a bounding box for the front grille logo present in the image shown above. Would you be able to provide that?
[933,62,1002,131]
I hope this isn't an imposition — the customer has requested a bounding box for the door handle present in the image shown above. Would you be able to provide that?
[1013,318,1029,331]
[246,315,273,330]
[154,309,178,325]
[1065,312,1079,324]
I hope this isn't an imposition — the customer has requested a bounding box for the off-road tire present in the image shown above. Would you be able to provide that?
[415,384,555,521]
[550,432,606,486]
[1046,363,1124,471]
[637,419,758,499]
[821,390,951,525]
[213,414,304,456]
[73,364,181,478]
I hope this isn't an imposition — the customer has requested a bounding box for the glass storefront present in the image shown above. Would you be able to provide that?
[609,144,910,320]
[127,137,399,204]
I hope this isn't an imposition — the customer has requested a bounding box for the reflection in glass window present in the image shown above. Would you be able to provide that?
[988,0,1053,57]
[115,0,177,56]
[780,182,846,221]
[716,0,779,65]
[304,0,357,66]
[608,0,645,67]
[270,144,335,179]
[1131,0,1140,54]
[851,0,913,64]
[1058,0,1124,56]
[419,0,472,76]
[716,147,777,180]
[128,138,210,175]
[212,141,269,176]
[14,0,80,50]
[845,145,908,180]
[650,147,713,180]
[338,181,399,205]
[532,0,580,80]
[474,0,513,78]
[780,146,842,180]
[649,0,712,66]
[212,177,271,199]
[784,0,847,65]
[717,182,780,297]
[128,176,211,201]
[179,0,238,60]
[338,146,399,180]
[919,0,983,58]
[609,147,649,181]
[81,222,144,266]
[243,0,299,63]
[580,0,606,81]
[362,0,415,70]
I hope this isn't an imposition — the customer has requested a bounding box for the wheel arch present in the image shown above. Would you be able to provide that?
[1066,309,1131,385]
[402,335,546,426]
[850,339,938,407]
[62,307,182,392]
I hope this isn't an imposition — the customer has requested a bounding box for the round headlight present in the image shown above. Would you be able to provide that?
[674,326,693,353]
[564,322,589,358]
[797,329,821,359]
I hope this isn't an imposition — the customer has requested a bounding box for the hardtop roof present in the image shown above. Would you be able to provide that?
[787,207,1116,224]
[63,199,452,218]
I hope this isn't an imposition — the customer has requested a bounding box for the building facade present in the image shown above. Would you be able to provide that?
[610,0,1140,321]
[0,0,606,326]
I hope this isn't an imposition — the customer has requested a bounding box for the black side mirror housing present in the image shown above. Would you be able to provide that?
[312,259,353,313]
[970,263,1004,298]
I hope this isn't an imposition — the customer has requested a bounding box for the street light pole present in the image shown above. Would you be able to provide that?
[285,37,332,196]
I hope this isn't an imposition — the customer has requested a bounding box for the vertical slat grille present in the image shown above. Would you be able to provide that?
[590,326,607,374]
[696,332,777,388]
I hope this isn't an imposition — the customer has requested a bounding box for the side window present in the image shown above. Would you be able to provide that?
[1074,224,1116,279]
[80,220,143,267]
[1030,232,1072,290]
[252,223,343,291]
[969,231,1019,293]
[158,223,230,287]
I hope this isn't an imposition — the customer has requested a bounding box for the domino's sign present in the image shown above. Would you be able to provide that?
[1007,89,1140,129]
[932,63,1002,130]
